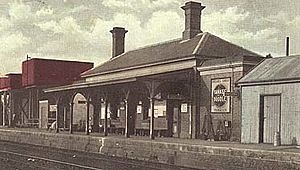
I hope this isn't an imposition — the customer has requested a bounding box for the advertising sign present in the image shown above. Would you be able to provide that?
[211,78,230,113]
[49,105,57,112]
[181,103,188,113]
[137,105,142,114]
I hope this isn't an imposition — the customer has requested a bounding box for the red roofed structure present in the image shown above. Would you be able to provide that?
[0,76,9,90]
[22,58,93,87]
[0,74,22,90]
[0,58,93,128]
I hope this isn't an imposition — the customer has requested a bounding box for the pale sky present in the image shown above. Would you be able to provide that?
[0,0,299,74]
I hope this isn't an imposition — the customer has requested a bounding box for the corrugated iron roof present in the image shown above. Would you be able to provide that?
[82,32,260,77]
[238,55,300,84]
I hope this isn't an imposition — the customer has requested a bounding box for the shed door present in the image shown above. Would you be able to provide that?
[263,95,281,143]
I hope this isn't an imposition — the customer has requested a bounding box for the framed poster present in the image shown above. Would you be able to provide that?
[49,105,57,112]
[137,105,142,114]
[211,78,231,113]
[181,103,188,113]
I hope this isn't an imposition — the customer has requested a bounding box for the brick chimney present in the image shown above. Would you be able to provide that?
[110,27,128,58]
[181,1,205,40]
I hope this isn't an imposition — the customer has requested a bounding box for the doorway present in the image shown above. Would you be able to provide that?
[167,100,181,138]
[39,100,48,129]
[259,95,281,143]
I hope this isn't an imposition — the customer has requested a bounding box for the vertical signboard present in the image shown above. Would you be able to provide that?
[137,105,142,114]
[211,78,231,113]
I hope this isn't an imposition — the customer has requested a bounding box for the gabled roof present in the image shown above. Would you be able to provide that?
[82,32,260,77]
[238,55,300,85]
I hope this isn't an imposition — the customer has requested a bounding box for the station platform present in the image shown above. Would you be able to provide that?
[0,127,299,170]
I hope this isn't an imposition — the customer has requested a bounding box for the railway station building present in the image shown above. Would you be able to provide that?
[43,1,264,141]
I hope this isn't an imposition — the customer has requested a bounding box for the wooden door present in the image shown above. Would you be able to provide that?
[263,95,281,143]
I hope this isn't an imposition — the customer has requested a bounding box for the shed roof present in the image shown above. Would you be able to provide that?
[82,32,260,77]
[238,55,300,84]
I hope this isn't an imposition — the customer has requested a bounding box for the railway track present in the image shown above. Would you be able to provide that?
[0,140,198,170]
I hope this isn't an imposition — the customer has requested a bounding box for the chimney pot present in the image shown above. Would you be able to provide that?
[182,1,205,40]
[110,27,128,58]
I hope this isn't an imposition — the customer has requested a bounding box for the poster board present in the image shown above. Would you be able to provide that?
[49,105,57,112]
[211,78,231,113]
[181,103,188,113]
[137,105,142,114]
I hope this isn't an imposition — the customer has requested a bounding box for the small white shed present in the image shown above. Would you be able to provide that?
[238,55,300,145]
